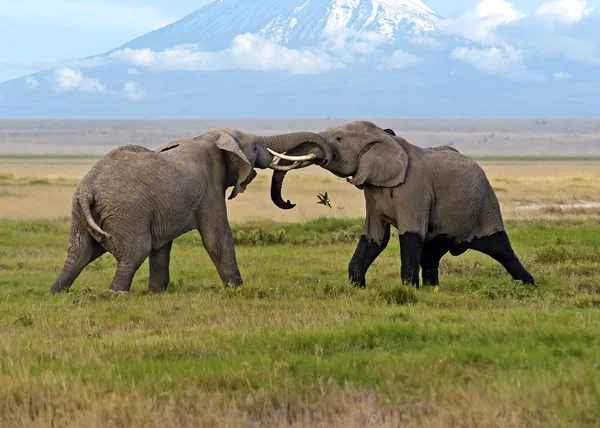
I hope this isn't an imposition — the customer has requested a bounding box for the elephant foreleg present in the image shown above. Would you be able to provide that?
[348,216,390,288]
[197,205,243,287]
[50,226,106,294]
[148,241,173,293]
[467,231,535,285]
[420,235,452,286]
[399,232,424,288]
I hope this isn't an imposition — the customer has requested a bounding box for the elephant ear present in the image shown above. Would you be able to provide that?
[349,138,409,188]
[215,132,253,200]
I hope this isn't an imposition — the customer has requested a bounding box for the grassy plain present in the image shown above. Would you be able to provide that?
[1,157,600,222]
[1,128,600,426]
[1,218,600,427]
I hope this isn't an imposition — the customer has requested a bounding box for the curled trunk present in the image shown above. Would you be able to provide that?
[270,160,296,210]
[257,132,333,210]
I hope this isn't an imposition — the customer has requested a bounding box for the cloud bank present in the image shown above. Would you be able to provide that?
[54,67,106,92]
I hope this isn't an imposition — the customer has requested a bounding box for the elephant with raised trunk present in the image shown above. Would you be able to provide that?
[270,121,535,288]
[50,128,332,294]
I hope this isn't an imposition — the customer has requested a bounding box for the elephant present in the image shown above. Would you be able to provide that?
[270,120,535,288]
[50,128,332,294]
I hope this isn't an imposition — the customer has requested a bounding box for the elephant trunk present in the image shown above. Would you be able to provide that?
[257,132,333,210]
[270,161,296,210]
[256,132,333,167]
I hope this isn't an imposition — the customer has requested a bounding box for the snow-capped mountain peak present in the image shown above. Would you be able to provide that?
[120,0,441,52]
[259,0,440,44]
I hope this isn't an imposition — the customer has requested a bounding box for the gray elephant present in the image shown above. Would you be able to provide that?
[270,121,535,288]
[50,128,332,294]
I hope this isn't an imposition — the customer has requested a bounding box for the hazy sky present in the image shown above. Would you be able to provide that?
[0,0,597,82]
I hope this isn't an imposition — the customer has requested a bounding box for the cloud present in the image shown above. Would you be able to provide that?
[25,76,39,89]
[233,34,341,74]
[127,68,140,76]
[123,81,145,100]
[536,0,594,25]
[451,45,545,81]
[440,0,525,45]
[409,36,444,50]
[379,50,423,69]
[0,0,174,31]
[553,71,572,80]
[320,29,387,61]
[54,67,106,92]
[108,34,352,75]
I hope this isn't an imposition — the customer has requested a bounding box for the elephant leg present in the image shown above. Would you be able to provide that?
[467,231,535,285]
[420,235,451,286]
[50,227,106,294]
[108,238,151,292]
[148,241,173,293]
[348,219,390,288]
[197,206,242,287]
[399,232,424,288]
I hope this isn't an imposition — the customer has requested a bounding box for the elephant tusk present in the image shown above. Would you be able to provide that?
[267,148,318,162]
[269,161,313,172]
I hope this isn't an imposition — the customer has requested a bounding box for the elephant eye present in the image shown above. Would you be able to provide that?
[336,136,342,142]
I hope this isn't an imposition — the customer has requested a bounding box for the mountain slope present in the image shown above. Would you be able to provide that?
[0,0,598,119]
[120,0,441,52]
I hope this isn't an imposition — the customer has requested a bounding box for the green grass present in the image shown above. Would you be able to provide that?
[1,218,600,427]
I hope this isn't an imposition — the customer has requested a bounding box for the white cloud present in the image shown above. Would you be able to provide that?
[379,50,423,69]
[536,0,594,24]
[25,76,39,89]
[0,0,174,31]
[553,71,572,80]
[123,81,145,100]
[127,68,140,75]
[54,67,106,92]
[451,45,545,81]
[233,34,340,74]
[409,36,444,50]
[440,0,525,45]
[109,34,347,75]
[321,29,387,61]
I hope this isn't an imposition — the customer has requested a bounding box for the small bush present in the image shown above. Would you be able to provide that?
[14,313,34,327]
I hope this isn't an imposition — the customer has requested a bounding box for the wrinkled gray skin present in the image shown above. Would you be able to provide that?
[271,121,535,288]
[50,128,332,294]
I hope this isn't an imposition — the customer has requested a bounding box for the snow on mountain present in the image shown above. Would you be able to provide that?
[119,0,442,52]
[0,0,599,119]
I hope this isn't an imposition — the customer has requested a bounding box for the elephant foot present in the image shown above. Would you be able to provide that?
[148,282,169,293]
[49,282,69,294]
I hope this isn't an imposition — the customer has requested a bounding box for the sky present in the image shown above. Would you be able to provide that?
[0,0,596,82]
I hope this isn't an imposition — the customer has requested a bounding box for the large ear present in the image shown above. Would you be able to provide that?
[215,132,253,200]
[348,137,409,188]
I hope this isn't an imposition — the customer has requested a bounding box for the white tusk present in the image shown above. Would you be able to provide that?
[267,148,317,162]
[269,161,313,172]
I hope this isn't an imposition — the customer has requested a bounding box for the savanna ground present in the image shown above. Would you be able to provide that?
[1,120,600,427]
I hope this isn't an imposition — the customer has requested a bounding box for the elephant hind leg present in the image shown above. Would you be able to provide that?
[108,237,152,292]
[467,231,535,285]
[148,241,173,293]
[50,229,106,294]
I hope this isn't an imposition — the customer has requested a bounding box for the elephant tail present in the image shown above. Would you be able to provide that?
[78,193,111,240]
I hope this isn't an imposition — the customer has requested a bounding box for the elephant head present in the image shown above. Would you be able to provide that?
[157,129,334,203]
[270,121,408,207]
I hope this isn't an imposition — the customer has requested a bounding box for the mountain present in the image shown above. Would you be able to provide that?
[120,0,441,51]
[0,0,599,119]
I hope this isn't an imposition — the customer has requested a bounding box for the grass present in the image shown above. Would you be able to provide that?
[2,159,600,222]
[1,217,600,427]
